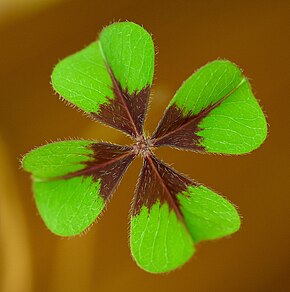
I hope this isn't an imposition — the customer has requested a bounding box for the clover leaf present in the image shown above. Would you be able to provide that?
[22,21,267,273]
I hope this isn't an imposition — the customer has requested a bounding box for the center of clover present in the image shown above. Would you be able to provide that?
[133,136,152,157]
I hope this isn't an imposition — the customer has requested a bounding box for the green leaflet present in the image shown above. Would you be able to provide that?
[34,176,104,236]
[130,153,241,273]
[197,79,267,153]
[171,60,243,115]
[155,60,267,154]
[51,22,154,113]
[99,22,154,94]
[130,202,194,273]
[23,140,135,236]
[130,185,240,273]
[22,140,104,236]
[22,140,94,179]
[130,186,240,273]
[51,42,113,113]
[178,186,241,243]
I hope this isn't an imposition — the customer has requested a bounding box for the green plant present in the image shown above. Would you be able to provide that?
[22,21,267,273]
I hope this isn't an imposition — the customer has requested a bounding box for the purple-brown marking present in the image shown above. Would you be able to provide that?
[132,152,198,217]
[151,105,205,151]
[62,143,136,202]
[91,64,151,138]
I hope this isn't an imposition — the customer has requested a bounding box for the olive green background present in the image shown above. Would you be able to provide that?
[0,0,289,291]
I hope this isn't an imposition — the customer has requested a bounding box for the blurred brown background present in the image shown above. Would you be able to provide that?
[0,0,289,291]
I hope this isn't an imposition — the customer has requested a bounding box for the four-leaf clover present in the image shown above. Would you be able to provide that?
[22,22,267,273]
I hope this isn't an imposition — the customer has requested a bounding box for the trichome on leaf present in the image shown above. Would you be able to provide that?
[22,21,267,273]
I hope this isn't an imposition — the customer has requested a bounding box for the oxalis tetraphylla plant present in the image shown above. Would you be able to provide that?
[22,21,267,273]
